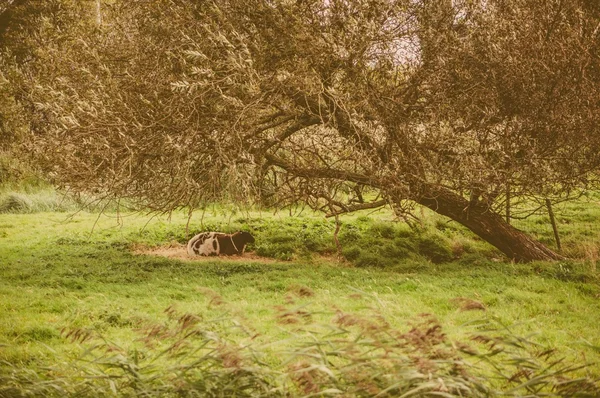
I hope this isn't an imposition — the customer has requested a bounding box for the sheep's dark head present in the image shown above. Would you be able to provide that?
[237,231,255,244]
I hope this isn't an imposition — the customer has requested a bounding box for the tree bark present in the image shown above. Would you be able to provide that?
[545,198,561,252]
[264,154,564,262]
[415,184,565,262]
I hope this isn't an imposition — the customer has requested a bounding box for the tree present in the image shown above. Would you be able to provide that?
[5,0,600,261]
[0,0,98,149]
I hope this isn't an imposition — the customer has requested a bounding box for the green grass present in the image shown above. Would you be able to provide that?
[1,195,600,395]
[0,189,128,214]
[510,191,600,259]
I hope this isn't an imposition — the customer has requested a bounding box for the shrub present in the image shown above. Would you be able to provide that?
[380,242,412,259]
[0,193,33,213]
[354,252,397,268]
[393,236,418,253]
[269,234,296,244]
[355,215,371,223]
[341,245,361,261]
[245,218,337,259]
[301,233,329,253]
[368,221,397,239]
[417,233,454,263]
[255,242,295,260]
[338,225,361,243]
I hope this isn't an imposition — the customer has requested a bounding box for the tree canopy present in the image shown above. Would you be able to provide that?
[2,0,600,261]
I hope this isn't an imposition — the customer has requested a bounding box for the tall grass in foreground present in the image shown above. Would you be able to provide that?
[1,307,597,398]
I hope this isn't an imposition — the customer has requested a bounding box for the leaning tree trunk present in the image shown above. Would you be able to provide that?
[415,185,565,262]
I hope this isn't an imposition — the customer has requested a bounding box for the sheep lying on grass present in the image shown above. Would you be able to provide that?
[187,231,255,256]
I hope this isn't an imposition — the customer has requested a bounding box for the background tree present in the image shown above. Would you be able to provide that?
[3,0,600,261]
[0,0,98,181]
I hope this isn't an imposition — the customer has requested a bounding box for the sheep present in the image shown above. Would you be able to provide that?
[187,231,255,256]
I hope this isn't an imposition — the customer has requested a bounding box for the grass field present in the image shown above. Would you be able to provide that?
[1,190,600,396]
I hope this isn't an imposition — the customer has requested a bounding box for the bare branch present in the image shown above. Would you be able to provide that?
[264,153,379,187]
[325,199,388,218]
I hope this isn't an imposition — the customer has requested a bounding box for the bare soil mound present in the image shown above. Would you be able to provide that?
[133,242,279,263]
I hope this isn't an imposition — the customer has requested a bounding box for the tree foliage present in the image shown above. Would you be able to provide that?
[2,0,600,260]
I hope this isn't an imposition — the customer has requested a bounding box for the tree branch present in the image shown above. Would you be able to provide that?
[262,115,321,149]
[264,153,379,187]
[325,199,388,218]
[244,113,296,139]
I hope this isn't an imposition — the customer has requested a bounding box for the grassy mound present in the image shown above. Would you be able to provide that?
[0,192,34,213]
[134,215,473,265]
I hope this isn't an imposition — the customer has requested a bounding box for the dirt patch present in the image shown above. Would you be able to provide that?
[133,242,280,263]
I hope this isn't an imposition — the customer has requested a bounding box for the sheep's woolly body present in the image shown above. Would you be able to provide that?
[187,232,221,256]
